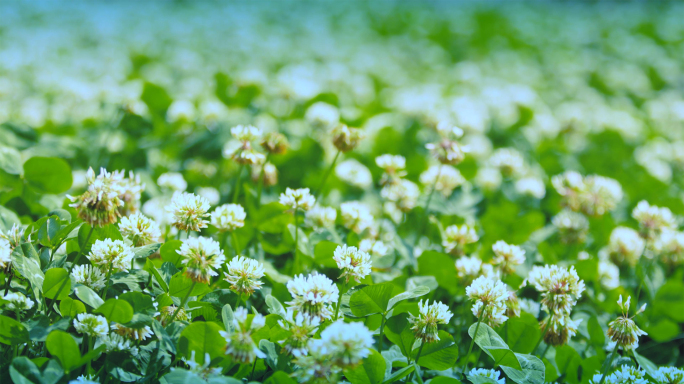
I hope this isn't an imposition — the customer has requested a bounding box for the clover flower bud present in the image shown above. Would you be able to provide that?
[332,124,363,152]
[607,295,647,350]
[261,132,289,154]
[540,313,581,346]
[0,224,24,250]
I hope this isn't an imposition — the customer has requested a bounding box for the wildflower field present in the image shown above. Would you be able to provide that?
[1,1,684,384]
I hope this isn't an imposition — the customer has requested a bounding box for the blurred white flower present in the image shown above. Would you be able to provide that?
[211,204,246,232]
[279,188,315,211]
[157,172,187,192]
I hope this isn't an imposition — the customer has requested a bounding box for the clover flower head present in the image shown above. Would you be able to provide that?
[591,365,648,384]
[279,187,315,211]
[279,308,321,357]
[444,224,479,255]
[101,333,139,356]
[375,154,406,174]
[286,273,339,321]
[114,170,145,216]
[468,368,506,384]
[157,172,187,191]
[332,124,363,152]
[118,212,161,246]
[455,255,483,279]
[598,260,620,290]
[525,265,585,315]
[231,124,262,142]
[340,201,374,234]
[467,276,509,326]
[2,291,34,311]
[111,323,153,341]
[182,351,222,379]
[409,300,453,343]
[251,161,278,186]
[71,264,107,291]
[165,192,210,232]
[489,148,525,177]
[581,175,623,216]
[305,102,340,129]
[226,125,265,164]
[541,313,582,346]
[652,367,684,384]
[87,238,134,273]
[73,313,109,337]
[380,179,419,212]
[211,204,246,232]
[426,138,468,165]
[608,227,645,266]
[333,245,372,283]
[336,159,373,189]
[160,305,189,326]
[552,170,585,211]
[359,239,388,258]
[177,236,225,284]
[0,239,11,269]
[0,224,24,250]
[68,167,124,227]
[220,307,266,364]
[656,229,684,266]
[420,164,465,197]
[224,256,265,295]
[632,200,676,240]
[261,131,289,154]
[607,295,647,350]
[552,209,589,244]
[515,176,546,199]
[492,240,525,274]
[315,320,373,367]
[305,205,337,228]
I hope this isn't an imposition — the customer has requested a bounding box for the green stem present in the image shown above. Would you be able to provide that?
[461,304,487,377]
[333,281,347,320]
[533,317,552,355]
[4,271,14,296]
[256,154,271,207]
[168,281,196,324]
[234,293,242,309]
[407,335,418,366]
[409,341,426,382]
[233,164,245,203]
[47,226,95,313]
[232,231,241,256]
[87,335,94,375]
[313,150,341,201]
[101,260,115,299]
[598,346,618,384]
[293,211,300,274]
[250,358,258,381]
[413,166,442,251]
[378,315,386,352]
[540,343,551,359]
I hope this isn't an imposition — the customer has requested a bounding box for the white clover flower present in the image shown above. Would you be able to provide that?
[157,172,187,191]
[340,201,375,234]
[73,313,109,337]
[67,167,124,227]
[552,209,589,243]
[336,159,373,189]
[100,333,139,356]
[580,175,623,216]
[220,306,266,364]
[657,229,684,265]
[231,125,262,142]
[375,154,406,174]
[177,236,225,284]
[114,170,145,216]
[71,264,107,291]
[426,137,468,165]
[279,188,315,212]
[380,179,419,212]
[540,313,582,346]
[315,320,373,366]
[466,276,509,327]
[87,238,134,273]
[0,224,24,249]
[443,224,479,255]
[279,308,321,357]
[0,239,11,269]
[286,273,339,321]
[118,212,161,246]
[211,204,246,232]
[165,192,211,232]
[492,240,525,275]
[359,239,388,258]
[591,365,649,384]
[167,100,195,122]
[489,148,525,177]
[331,124,363,152]
[196,187,220,206]
[332,245,372,283]
[224,256,265,295]
[419,164,465,197]
[475,167,502,190]
[305,102,339,129]
[515,177,546,199]
[598,260,620,290]
[468,368,505,384]
[111,323,154,341]
[305,206,337,228]
[525,265,585,315]
[632,200,676,240]
[607,295,647,351]
[409,300,453,343]
[182,351,222,379]
[608,227,645,266]
[455,255,483,279]
[652,367,684,384]
[2,291,34,311]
